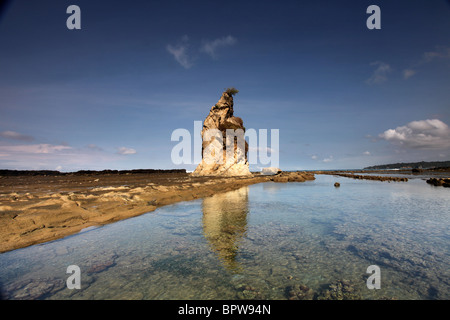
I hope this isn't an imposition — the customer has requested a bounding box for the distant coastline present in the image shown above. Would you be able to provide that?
[0,169,186,176]
[364,161,450,170]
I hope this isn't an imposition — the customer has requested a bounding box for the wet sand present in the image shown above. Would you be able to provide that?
[0,171,314,253]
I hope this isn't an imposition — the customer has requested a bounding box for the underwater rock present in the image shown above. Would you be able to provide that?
[5,278,64,300]
[317,280,361,300]
[235,284,264,300]
[286,284,315,300]
[86,251,118,274]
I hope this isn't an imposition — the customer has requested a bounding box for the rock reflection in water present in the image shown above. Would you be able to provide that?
[202,187,249,272]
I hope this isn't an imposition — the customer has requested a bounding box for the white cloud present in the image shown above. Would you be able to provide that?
[201,35,237,59]
[379,119,450,149]
[365,134,379,142]
[0,130,34,142]
[0,143,74,170]
[167,35,237,68]
[311,155,318,160]
[402,46,450,80]
[323,156,333,163]
[423,46,450,63]
[0,143,127,171]
[117,147,137,155]
[366,61,391,84]
[403,69,416,79]
[0,143,72,154]
[167,36,193,69]
[86,144,103,151]
[363,151,371,156]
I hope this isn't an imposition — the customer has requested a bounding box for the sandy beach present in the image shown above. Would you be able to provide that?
[0,170,315,253]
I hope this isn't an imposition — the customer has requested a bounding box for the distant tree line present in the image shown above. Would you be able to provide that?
[0,169,186,176]
[364,161,450,170]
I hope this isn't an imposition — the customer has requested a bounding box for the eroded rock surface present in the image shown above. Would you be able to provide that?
[193,90,251,176]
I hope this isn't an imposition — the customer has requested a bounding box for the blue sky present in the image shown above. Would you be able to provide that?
[0,0,449,171]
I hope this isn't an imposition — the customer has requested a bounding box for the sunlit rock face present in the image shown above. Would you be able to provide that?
[193,90,251,176]
[202,187,249,271]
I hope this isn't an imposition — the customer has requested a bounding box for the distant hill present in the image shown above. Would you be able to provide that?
[364,161,450,170]
[0,169,186,176]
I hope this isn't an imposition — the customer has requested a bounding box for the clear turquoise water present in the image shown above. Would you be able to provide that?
[0,175,449,300]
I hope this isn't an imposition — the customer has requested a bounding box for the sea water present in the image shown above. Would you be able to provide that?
[0,175,449,299]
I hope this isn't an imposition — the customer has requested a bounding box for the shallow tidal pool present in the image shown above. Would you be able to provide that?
[0,175,449,300]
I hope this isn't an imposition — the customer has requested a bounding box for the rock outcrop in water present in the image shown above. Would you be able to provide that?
[193,89,251,176]
[426,177,450,187]
[332,173,408,182]
[270,171,315,182]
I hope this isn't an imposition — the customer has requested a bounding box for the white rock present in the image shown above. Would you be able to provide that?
[261,167,282,175]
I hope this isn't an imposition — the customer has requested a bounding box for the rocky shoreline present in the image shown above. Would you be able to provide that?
[3,167,447,254]
[426,178,450,187]
[314,168,450,184]
[326,173,408,182]
[0,171,314,253]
